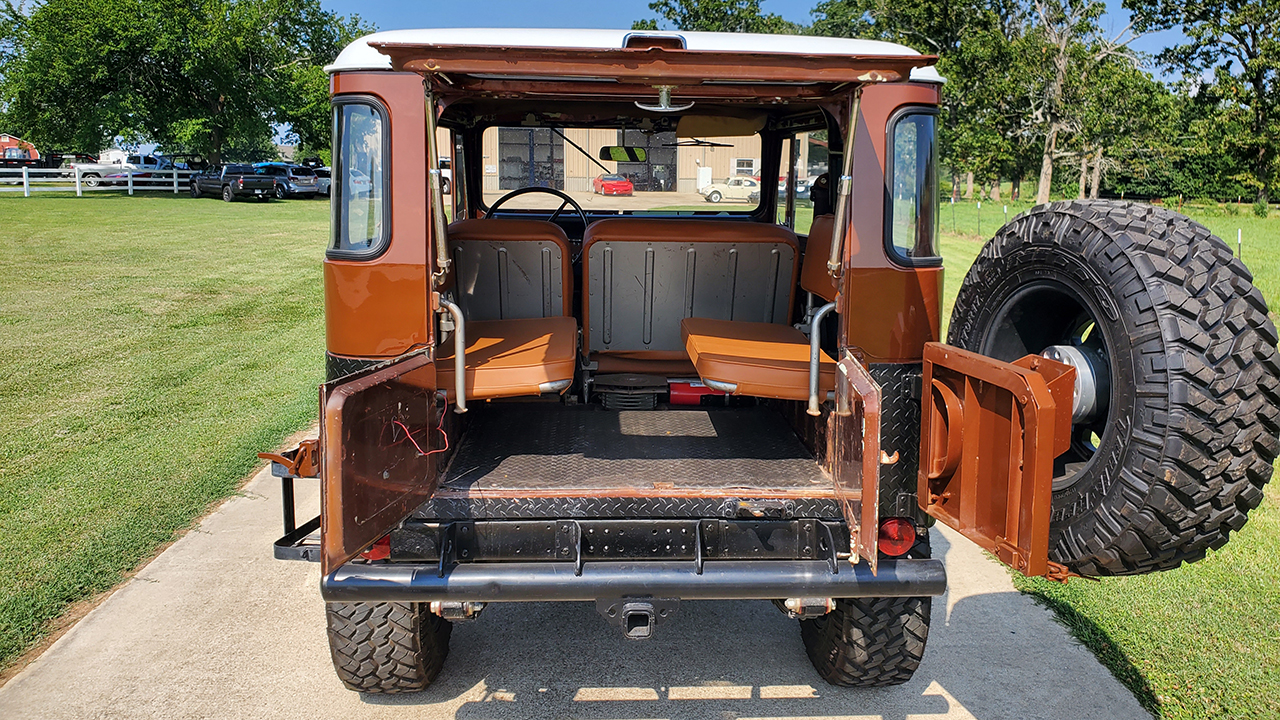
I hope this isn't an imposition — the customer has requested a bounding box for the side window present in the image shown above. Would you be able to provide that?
[331,99,389,258]
[886,109,941,265]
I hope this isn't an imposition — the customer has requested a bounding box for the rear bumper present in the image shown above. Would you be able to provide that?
[320,558,947,603]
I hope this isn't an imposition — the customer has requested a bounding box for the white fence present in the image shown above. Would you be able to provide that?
[0,167,199,196]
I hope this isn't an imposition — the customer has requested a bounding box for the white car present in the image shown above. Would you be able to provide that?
[315,167,332,196]
[698,176,760,203]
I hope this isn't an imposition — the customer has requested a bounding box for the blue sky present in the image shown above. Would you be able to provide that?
[320,0,1186,70]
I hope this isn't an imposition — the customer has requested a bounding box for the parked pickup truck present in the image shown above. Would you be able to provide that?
[189,164,275,201]
[71,154,167,187]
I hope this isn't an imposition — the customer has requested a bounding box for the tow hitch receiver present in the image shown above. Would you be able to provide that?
[597,597,679,640]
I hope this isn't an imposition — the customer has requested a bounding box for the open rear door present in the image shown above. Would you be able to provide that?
[918,343,1075,578]
[829,350,881,573]
[321,353,441,574]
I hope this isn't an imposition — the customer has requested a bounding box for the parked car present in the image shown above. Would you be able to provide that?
[592,173,634,196]
[315,166,332,196]
[346,167,372,196]
[777,176,811,200]
[698,175,760,203]
[189,164,275,201]
[255,162,319,199]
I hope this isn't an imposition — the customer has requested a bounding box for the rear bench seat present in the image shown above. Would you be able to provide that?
[438,219,577,402]
[681,214,838,402]
[582,218,799,374]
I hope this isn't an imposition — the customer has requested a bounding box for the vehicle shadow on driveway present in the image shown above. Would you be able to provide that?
[361,532,1155,720]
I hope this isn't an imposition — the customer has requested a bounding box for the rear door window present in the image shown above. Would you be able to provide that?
[331,99,388,258]
[886,109,941,265]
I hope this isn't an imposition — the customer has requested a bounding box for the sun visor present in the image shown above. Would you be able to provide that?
[676,115,767,138]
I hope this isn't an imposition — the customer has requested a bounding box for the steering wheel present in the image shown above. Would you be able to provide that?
[485,186,590,230]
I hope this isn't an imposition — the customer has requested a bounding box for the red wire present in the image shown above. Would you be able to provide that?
[393,412,449,457]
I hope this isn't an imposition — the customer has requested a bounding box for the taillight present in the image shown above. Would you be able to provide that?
[236,178,243,188]
[360,535,391,561]
[877,518,916,557]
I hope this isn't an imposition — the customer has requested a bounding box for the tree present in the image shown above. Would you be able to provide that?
[812,0,1041,198]
[1072,55,1173,198]
[1025,0,1137,203]
[0,0,369,161]
[632,0,803,33]
[1124,0,1280,211]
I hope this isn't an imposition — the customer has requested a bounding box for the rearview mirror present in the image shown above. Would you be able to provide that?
[599,146,647,162]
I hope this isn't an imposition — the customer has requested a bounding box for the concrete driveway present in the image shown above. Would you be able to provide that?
[0,461,1151,720]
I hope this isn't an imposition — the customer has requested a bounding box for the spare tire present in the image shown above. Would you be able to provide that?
[949,200,1280,576]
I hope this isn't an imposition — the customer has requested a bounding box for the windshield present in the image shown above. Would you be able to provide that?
[480,126,762,214]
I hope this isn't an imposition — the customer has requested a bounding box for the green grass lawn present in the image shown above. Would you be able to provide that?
[939,198,1280,720]
[0,193,1276,719]
[0,193,327,670]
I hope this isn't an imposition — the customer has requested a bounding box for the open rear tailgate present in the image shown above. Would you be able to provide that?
[918,343,1074,577]
[321,353,441,574]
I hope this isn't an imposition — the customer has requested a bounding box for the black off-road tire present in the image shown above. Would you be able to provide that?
[949,200,1280,576]
[189,181,200,198]
[800,533,932,687]
[326,602,451,693]
[222,184,234,202]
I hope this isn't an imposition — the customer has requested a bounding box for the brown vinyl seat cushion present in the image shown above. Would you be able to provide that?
[436,316,577,401]
[682,317,835,402]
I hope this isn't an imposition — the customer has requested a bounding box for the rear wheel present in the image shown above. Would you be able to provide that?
[949,200,1280,575]
[801,533,931,687]
[82,172,100,188]
[707,191,722,203]
[189,181,200,198]
[222,185,234,202]
[326,602,451,693]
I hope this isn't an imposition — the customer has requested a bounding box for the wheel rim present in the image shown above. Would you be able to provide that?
[979,279,1115,492]
[276,186,286,199]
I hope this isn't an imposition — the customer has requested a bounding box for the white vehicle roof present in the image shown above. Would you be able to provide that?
[327,28,943,83]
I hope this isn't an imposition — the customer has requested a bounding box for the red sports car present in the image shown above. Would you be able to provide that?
[593,173,634,196]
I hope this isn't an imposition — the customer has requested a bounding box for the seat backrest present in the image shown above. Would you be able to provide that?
[582,218,798,355]
[447,219,573,320]
[801,214,838,303]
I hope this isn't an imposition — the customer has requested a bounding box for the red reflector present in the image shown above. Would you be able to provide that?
[877,518,916,557]
[360,535,391,561]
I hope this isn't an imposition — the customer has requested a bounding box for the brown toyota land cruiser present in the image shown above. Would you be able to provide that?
[262,28,1280,693]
